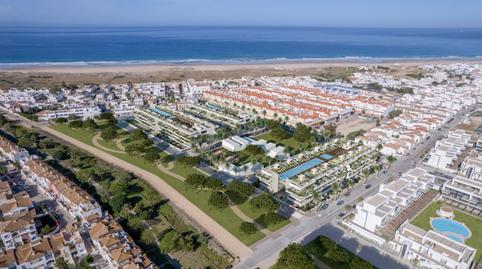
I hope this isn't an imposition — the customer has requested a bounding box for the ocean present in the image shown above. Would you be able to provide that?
[1,26,482,66]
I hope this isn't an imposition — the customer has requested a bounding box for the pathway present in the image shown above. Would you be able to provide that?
[311,255,331,269]
[156,162,185,182]
[230,205,272,236]
[115,138,126,151]
[92,134,126,154]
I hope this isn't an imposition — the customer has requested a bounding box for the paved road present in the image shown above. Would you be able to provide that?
[234,105,476,269]
[0,109,252,259]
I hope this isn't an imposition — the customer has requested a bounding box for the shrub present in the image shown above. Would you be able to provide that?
[185,174,223,190]
[100,127,118,140]
[208,191,229,209]
[319,236,335,251]
[327,247,350,264]
[257,212,284,227]
[54,118,68,124]
[350,258,374,269]
[240,222,258,235]
[250,193,279,213]
[68,120,83,128]
[276,243,314,269]
[227,181,255,197]
[159,230,178,252]
[177,156,201,166]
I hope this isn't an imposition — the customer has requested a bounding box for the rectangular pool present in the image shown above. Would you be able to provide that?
[280,158,323,180]
[151,107,173,118]
[320,153,334,160]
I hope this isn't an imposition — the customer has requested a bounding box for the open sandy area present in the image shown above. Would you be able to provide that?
[1,58,481,89]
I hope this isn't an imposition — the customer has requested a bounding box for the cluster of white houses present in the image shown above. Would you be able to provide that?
[259,139,378,209]
[347,167,478,269]
[0,135,154,269]
[203,77,394,127]
[347,126,482,269]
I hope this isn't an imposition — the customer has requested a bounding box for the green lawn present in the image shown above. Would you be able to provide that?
[255,132,301,151]
[51,124,97,146]
[170,162,202,178]
[97,138,124,152]
[237,199,290,232]
[412,201,482,262]
[304,236,375,269]
[52,125,265,245]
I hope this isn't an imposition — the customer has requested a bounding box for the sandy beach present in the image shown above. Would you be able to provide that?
[1,58,481,89]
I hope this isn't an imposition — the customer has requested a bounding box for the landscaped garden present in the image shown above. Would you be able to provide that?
[411,201,482,262]
[47,117,293,246]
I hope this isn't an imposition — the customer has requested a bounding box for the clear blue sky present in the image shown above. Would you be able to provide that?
[1,0,481,28]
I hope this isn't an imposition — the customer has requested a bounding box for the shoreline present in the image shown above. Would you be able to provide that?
[2,57,482,74]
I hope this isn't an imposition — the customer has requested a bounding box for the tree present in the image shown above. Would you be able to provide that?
[141,229,159,246]
[240,222,258,235]
[130,129,147,141]
[69,120,83,128]
[327,247,350,264]
[82,119,98,130]
[249,193,279,213]
[208,191,229,209]
[52,147,70,161]
[100,127,118,141]
[350,258,374,269]
[55,257,70,269]
[227,181,255,197]
[388,109,402,119]
[159,230,178,252]
[319,236,335,251]
[387,155,397,163]
[293,123,312,143]
[54,117,68,124]
[110,193,126,213]
[276,243,314,269]
[257,212,284,227]
[243,144,264,156]
[176,156,201,166]
[143,147,161,162]
[0,166,7,176]
[324,124,337,138]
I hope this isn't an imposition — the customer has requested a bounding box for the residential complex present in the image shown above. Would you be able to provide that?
[426,130,473,173]
[391,221,476,269]
[133,105,217,149]
[259,139,378,208]
[0,135,154,269]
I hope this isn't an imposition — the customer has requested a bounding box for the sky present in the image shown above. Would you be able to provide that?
[0,0,481,28]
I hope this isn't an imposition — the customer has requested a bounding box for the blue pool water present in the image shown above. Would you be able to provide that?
[320,154,334,160]
[431,218,471,243]
[151,107,172,118]
[280,158,323,180]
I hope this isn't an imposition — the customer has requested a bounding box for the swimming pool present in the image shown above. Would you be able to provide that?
[320,153,334,160]
[151,107,173,118]
[279,158,323,180]
[431,218,471,243]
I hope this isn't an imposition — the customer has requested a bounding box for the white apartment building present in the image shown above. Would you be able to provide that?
[426,130,472,173]
[390,221,476,269]
[458,155,482,181]
[134,106,217,149]
[352,168,435,232]
[186,103,254,129]
[0,136,30,162]
[37,105,102,121]
[22,159,102,221]
[0,210,38,250]
[259,139,378,208]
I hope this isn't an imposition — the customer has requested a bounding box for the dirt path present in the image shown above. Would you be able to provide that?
[156,162,185,182]
[92,134,126,154]
[39,125,252,259]
[115,138,126,151]
[230,206,272,236]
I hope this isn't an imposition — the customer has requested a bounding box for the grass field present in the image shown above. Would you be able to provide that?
[411,201,482,262]
[51,125,265,245]
[237,199,290,232]
[51,124,97,146]
[97,137,124,152]
[255,132,301,151]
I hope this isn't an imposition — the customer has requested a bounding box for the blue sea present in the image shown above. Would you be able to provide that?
[1,27,482,66]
